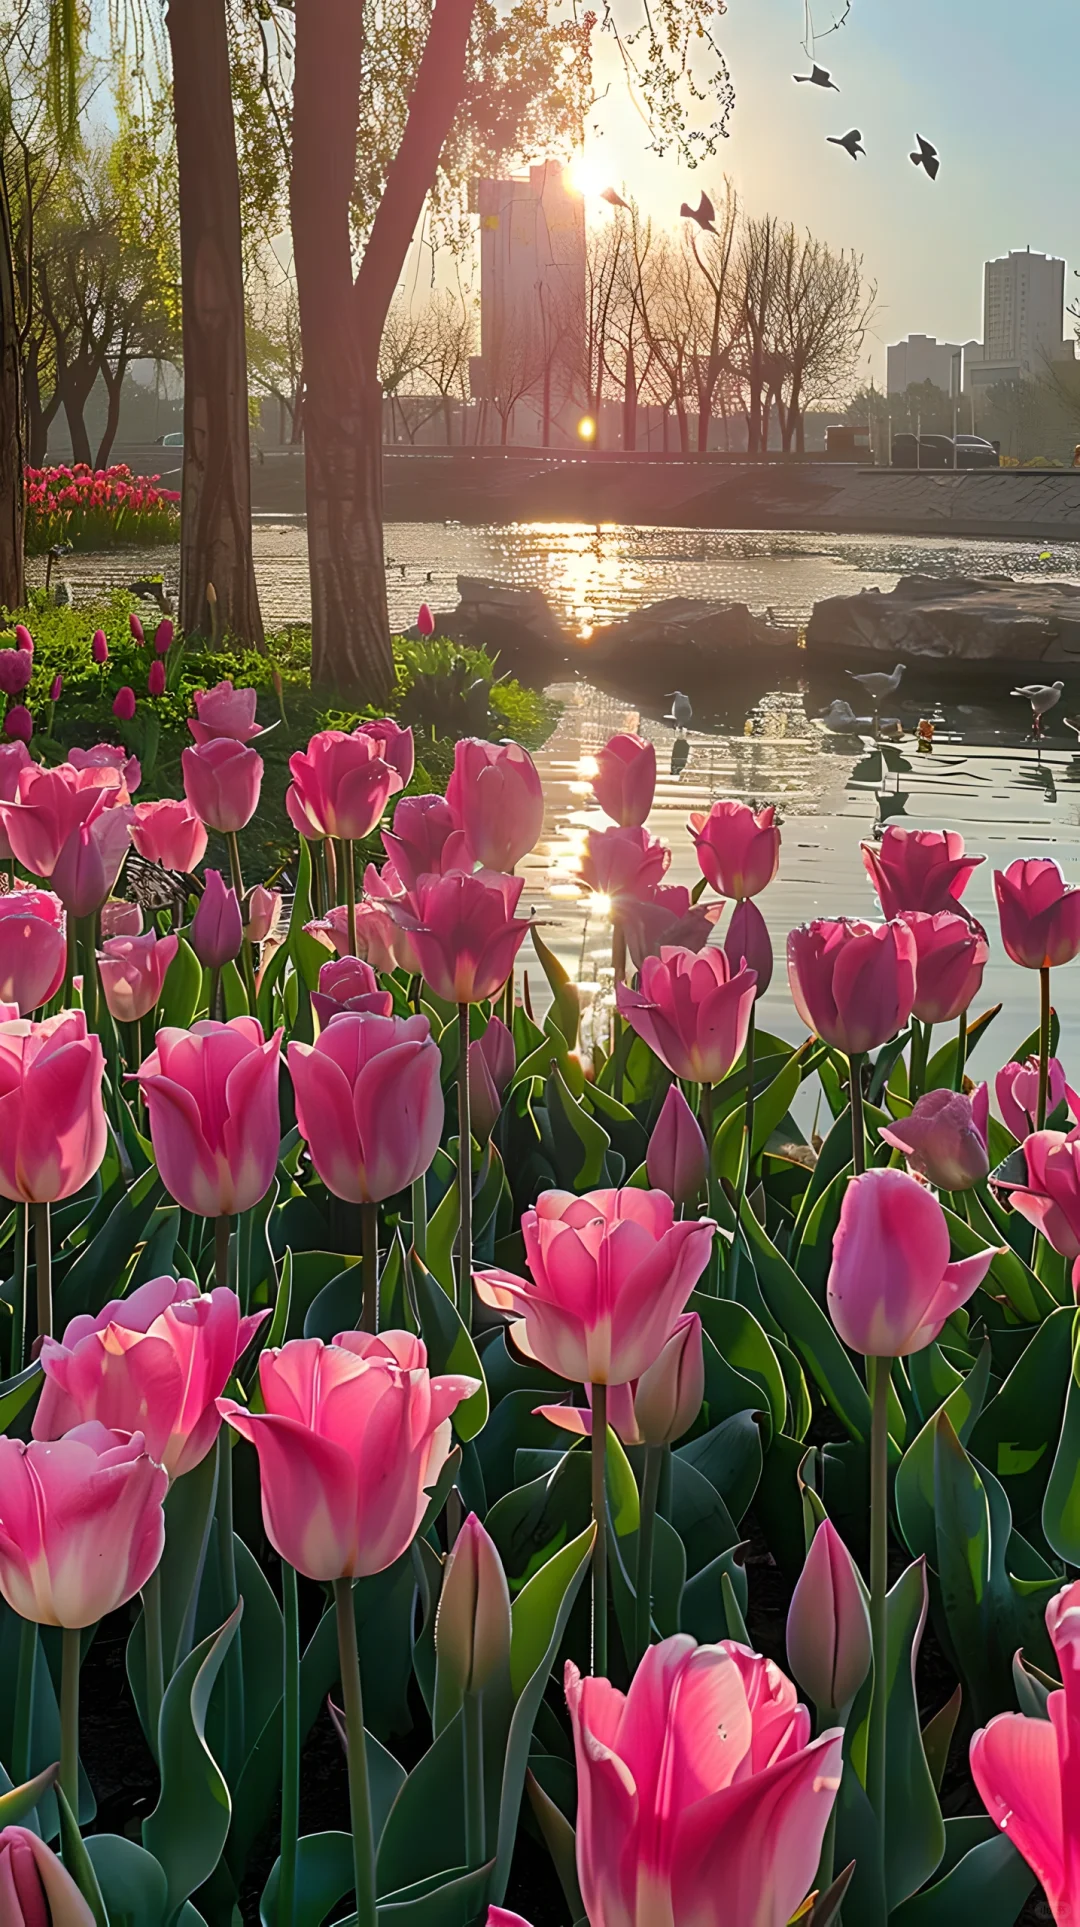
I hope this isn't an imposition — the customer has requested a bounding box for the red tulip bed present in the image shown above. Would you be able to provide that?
[25,466,181,554]
[0,685,1077,1927]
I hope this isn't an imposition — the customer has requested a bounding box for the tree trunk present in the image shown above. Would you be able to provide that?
[168,0,263,648]
[623,346,636,451]
[96,351,129,468]
[0,151,23,607]
[60,362,95,467]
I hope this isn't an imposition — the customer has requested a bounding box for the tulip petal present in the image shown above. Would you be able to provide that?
[970,1712,1065,1915]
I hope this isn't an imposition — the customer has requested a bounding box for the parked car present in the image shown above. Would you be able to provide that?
[953,434,1000,468]
[160,431,183,447]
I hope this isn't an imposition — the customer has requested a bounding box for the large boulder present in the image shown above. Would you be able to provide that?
[583,597,796,685]
[806,574,1080,668]
[425,578,570,680]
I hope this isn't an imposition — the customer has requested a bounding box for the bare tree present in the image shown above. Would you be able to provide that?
[379,298,428,442]
[417,288,476,443]
[682,181,740,451]
[768,226,876,451]
[604,204,656,451]
[247,258,304,442]
[734,213,780,456]
[573,217,623,445]
[477,304,541,443]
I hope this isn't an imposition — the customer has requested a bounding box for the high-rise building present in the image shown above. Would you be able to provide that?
[966,248,1073,390]
[886,334,966,396]
[472,164,585,439]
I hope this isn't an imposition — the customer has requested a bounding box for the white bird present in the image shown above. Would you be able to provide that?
[846,663,906,704]
[665,690,693,729]
[1012,680,1064,735]
[1063,715,1080,742]
[821,699,872,735]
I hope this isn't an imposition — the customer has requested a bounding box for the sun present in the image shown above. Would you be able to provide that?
[565,153,611,201]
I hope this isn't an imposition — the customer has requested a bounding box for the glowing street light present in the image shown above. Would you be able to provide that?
[577,416,596,443]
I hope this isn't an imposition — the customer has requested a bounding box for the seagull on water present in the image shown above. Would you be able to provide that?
[821,699,872,735]
[665,691,693,729]
[847,663,906,703]
[1013,680,1064,735]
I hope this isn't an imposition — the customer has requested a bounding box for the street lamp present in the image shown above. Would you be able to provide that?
[577,415,596,443]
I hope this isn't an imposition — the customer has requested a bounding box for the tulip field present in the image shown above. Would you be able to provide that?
[3,662,1080,1927]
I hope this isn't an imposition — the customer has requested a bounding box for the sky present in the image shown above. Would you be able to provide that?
[571,0,1080,382]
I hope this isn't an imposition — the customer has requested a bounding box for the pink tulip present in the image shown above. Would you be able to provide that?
[50,790,134,918]
[307,901,400,975]
[688,800,780,900]
[113,686,136,723]
[312,957,393,1028]
[217,1331,478,1580]
[129,614,145,645]
[787,917,917,1056]
[0,649,31,697]
[617,946,757,1085]
[622,884,722,969]
[49,673,62,703]
[390,870,530,1004]
[353,717,415,788]
[862,825,984,918]
[900,909,988,1024]
[148,658,166,698]
[997,1055,1080,1139]
[362,859,425,971]
[0,1010,106,1203]
[827,1166,994,1355]
[536,1313,704,1449]
[786,1518,872,1713]
[91,629,108,666]
[592,733,656,828]
[0,741,30,861]
[100,898,143,938]
[1003,1131,1080,1287]
[880,1085,990,1191]
[995,858,1080,969]
[34,1275,269,1480]
[130,796,208,872]
[153,618,174,655]
[0,764,126,879]
[0,890,66,1014]
[0,1826,96,1925]
[578,823,670,908]
[971,1578,1080,1926]
[137,1017,282,1217]
[434,1510,511,1699]
[67,743,140,792]
[245,884,281,945]
[190,870,243,963]
[289,1010,444,1203]
[0,1421,166,1625]
[187,679,264,745]
[4,707,31,744]
[417,602,435,636]
[646,1083,708,1206]
[724,896,774,995]
[14,625,33,654]
[382,793,468,892]
[182,738,263,834]
[446,738,544,872]
[475,1187,714,1385]
[98,931,179,1024]
[566,1636,843,1927]
[286,730,403,842]
[468,1015,515,1140]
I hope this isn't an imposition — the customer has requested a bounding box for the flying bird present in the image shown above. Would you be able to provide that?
[828,129,865,160]
[794,64,838,89]
[1012,680,1064,735]
[679,192,716,233]
[910,134,939,180]
[601,185,630,209]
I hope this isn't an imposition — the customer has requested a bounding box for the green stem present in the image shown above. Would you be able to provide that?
[954,1009,968,1092]
[611,925,627,1103]
[209,964,222,1021]
[32,1201,51,1343]
[462,1691,485,1868]
[325,837,338,915]
[456,1003,473,1328]
[411,1173,428,1265]
[60,1627,80,1819]
[279,1562,300,1927]
[226,827,246,902]
[909,1019,929,1103]
[215,1213,231,1292]
[227,831,258,1013]
[344,840,357,960]
[10,1201,26,1373]
[217,1422,244,1768]
[1037,965,1052,1129]
[849,1053,867,1177]
[816,1794,838,1895]
[633,1443,663,1663]
[62,915,77,1007]
[361,1200,378,1334]
[12,1615,37,1788]
[78,917,99,1033]
[333,1578,377,1927]
[591,1382,608,1676]
[867,1356,891,1851]
[144,1567,165,1759]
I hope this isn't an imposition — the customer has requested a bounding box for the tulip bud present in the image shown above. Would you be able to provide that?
[0,1822,97,1924]
[129,613,145,645]
[4,707,31,743]
[0,650,32,696]
[100,897,143,938]
[646,1084,708,1207]
[725,897,774,996]
[14,625,33,654]
[191,868,243,968]
[434,1511,511,1725]
[113,686,136,722]
[786,1517,872,1713]
[417,602,435,636]
[879,1085,990,1192]
[245,884,282,944]
[633,1312,704,1445]
[154,618,174,655]
[91,629,108,665]
[49,674,62,703]
[148,659,166,698]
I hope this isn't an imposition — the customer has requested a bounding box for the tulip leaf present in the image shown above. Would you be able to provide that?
[526,1766,583,1924]
[738,1203,871,1444]
[751,1048,804,1157]
[883,1559,945,1908]
[476,1390,578,1508]
[922,1684,962,1794]
[1041,1311,1080,1563]
[895,1343,992,1564]
[531,924,580,1050]
[85,1834,171,1927]
[793,1169,848,1308]
[923,1003,1000,1092]
[260,1832,355,1927]
[56,1781,109,1927]
[546,1067,609,1190]
[160,936,203,1030]
[940,1202,1051,1326]
[409,1254,489,1442]
[0,1359,41,1434]
[888,1832,1034,1927]
[677,1410,763,1523]
[142,1601,242,1923]
[303,1258,364,1338]
[680,1546,750,1643]
[377,1859,496,1924]
[968,1305,1074,1525]
[605,1424,639,1537]
[55,1167,165,1323]
[668,1454,739,1576]
[689,1294,786,1438]
[0,1761,56,1828]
